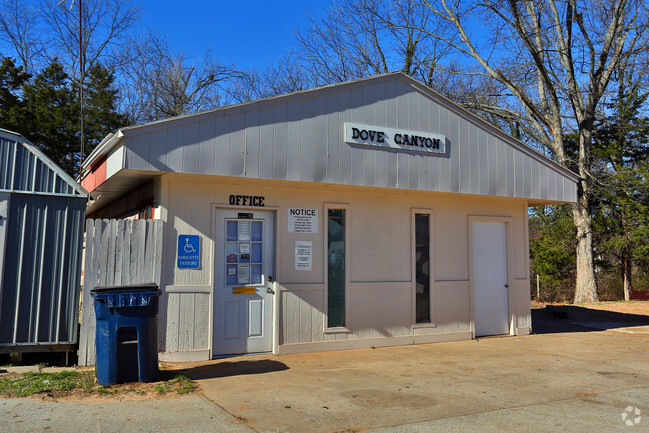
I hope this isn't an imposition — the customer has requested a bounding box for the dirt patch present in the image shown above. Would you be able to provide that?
[532,301,649,320]
[531,301,649,334]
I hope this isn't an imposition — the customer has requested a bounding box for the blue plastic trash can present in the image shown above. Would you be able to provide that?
[91,283,161,385]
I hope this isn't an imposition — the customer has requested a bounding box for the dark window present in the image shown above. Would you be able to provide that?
[137,198,154,220]
[327,209,345,328]
[415,214,430,323]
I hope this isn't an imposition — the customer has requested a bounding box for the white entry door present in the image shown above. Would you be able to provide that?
[472,221,510,337]
[213,210,275,355]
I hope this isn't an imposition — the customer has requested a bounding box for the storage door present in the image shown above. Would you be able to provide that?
[472,221,510,337]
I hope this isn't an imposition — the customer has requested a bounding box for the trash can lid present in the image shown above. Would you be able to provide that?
[91,290,161,308]
[90,282,159,294]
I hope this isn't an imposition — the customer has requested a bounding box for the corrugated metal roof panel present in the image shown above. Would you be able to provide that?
[0,129,88,198]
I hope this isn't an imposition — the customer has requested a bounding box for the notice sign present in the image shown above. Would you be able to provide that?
[178,235,200,269]
[288,208,318,233]
[295,241,313,271]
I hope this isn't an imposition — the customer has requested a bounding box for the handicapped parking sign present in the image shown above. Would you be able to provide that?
[178,235,200,269]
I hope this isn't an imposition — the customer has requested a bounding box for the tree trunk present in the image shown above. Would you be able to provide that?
[573,189,599,304]
[622,256,632,302]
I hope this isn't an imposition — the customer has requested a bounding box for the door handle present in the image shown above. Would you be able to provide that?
[267,287,275,295]
[267,275,273,282]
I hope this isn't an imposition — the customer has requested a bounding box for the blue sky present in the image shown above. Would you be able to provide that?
[134,0,332,70]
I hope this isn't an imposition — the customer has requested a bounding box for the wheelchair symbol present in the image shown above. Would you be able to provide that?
[184,237,196,253]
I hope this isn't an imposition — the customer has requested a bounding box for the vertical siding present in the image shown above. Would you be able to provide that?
[258,108,275,179]
[273,103,288,180]
[0,195,85,346]
[286,102,301,181]
[350,86,365,186]
[182,123,200,174]
[300,98,315,181]
[245,110,261,178]
[325,92,340,183]
[313,97,328,183]
[338,90,352,184]
[116,75,576,203]
[0,134,87,351]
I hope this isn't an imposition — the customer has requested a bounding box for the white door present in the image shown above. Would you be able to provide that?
[213,210,274,355]
[472,221,509,337]
[0,194,9,294]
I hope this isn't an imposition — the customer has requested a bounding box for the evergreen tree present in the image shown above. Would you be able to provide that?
[0,57,127,177]
[529,205,576,302]
[82,63,128,154]
[20,59,79,176]
[592,81,649,300]
[0,57,30,132]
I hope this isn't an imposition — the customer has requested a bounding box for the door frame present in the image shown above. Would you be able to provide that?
[210,204,280,357]
[468,215,514,338]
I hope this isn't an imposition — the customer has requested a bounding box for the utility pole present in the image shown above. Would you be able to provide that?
[59,0,85,175]
[78,0,85,175]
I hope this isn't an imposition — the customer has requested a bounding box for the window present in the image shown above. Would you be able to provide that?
[225,219,263,285]
[327,208,346,328]
[415,213,431,323]
[137,198,155,220]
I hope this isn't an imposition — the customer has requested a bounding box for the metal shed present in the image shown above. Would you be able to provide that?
[0,129,88,359]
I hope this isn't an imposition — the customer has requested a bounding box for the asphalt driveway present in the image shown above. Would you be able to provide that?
[3,309,649,432]
[177,327,649,432]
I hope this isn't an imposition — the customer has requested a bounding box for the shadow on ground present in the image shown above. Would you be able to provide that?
[532,305,649,334]
[176,359,289,380]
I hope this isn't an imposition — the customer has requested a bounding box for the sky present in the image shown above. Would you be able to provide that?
[133,0,332,71]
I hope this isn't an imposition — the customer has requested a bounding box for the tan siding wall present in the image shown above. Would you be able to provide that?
[156,175,531,355]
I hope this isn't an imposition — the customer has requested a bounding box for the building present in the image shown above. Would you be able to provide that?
[80,73,577,361]
[0,129,87,360]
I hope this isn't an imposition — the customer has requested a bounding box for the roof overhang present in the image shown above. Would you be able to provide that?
[85,169,161,216]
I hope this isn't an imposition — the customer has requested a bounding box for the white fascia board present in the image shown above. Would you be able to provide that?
[81,130,124,173]
[106,147,124,179]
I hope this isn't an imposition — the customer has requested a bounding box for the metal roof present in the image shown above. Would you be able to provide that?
[0,129,88,198]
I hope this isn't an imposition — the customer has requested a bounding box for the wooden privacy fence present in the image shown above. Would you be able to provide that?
[78,219,163,366]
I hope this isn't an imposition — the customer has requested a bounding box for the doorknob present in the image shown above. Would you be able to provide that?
[267,287,275,295]
[267,275,273,283]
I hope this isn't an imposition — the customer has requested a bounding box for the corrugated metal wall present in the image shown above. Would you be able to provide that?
[0,194,85,346]
[0,131,87,351]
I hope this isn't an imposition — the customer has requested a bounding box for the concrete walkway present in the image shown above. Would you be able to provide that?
[3,326,649,432]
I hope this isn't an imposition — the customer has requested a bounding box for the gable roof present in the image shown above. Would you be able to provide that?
[0,128,88,198]
[81,72,577,209]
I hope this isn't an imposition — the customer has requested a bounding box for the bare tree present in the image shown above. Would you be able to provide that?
[408,0,649,302]
[40,0,140,77]
[227,53,312,103]
[118,32,235,123]
[0,0,47,73]
[295,0,452,85]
